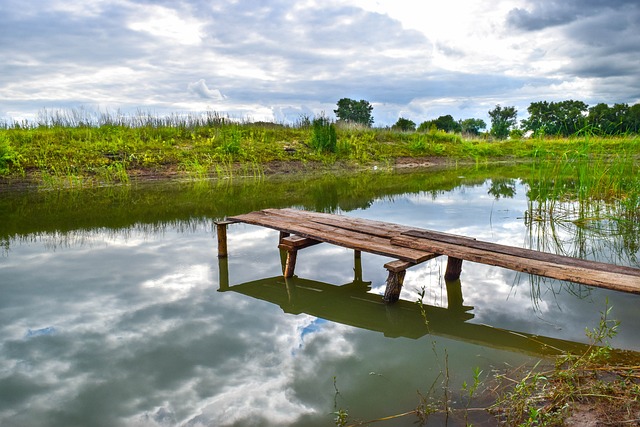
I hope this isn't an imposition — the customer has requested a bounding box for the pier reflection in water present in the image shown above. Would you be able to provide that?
[218,254,590,358]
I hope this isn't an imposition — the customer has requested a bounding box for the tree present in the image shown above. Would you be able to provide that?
[522,100,588,136]
[459,118,487,135]
[417,120,436,132]
[391,117,416,132]
[626,103,640,134]
[334,98,374,127]
[520,101,552,136]
[433,115,461,133]
[553,100,588,135]
[488,105,518,139]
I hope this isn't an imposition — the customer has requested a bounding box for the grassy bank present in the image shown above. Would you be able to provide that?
[1,116,639,189]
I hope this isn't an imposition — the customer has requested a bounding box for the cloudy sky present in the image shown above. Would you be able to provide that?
[1,0,639,126]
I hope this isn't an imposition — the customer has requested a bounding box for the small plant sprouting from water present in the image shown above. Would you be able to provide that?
[332,376,349,427]
[462,366,483,424]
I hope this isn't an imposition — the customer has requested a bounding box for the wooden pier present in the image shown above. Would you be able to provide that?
[217,208,640,303]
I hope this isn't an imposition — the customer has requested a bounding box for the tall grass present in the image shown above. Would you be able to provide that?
[523,145,640,266]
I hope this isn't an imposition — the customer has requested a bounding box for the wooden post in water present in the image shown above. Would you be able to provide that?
[383,270,407,303]
[278,235,320,278]
[382,260,412,303]
[215,221,234,258]
[444,256,463,281]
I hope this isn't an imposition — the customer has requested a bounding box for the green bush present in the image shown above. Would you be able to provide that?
[310,116,337,153]
[0,136,19,174]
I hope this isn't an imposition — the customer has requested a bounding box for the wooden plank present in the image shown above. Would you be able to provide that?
[391,235,640,294]
[402,229,640,278]
[229,210,439,263]
[278,235,321,250]
[267,208,416,238]
[384,260,415,273]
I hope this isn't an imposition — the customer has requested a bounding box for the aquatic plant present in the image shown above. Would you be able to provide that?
[523,146,640,266]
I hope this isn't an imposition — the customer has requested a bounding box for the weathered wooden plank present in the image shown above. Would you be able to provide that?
[391,235,640,294]
[229,210,439,263]
[268,208,417,238]
[402,229,640,278]
[384,259,415,273]
[278,235,321,250]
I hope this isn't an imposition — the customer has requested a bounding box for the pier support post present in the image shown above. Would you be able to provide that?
[444,256,463,281]
[215,221,234,258]
[383,270,406,304]
[382,260,413,304]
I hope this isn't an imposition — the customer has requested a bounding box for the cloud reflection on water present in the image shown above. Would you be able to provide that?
[1,178,639,426]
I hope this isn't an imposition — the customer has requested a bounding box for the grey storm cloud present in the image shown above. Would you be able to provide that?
[506,0,640,30]
[506,0,640,98]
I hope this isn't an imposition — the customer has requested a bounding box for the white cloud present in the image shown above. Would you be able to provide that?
[1,0,639,126]
[127,4,204,45]
[187,79,226,101]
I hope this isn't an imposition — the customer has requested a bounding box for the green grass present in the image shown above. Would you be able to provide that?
[1,112,640,188]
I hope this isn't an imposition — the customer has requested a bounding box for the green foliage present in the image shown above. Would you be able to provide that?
[489,104,518,139]
[460,118,487,135]
[510,128,524,139]
[434,114,461,133]
[587,102,640,135]
[310,116,337,153]
[522,100,588,137]
[3,108,640,190]
[418,115,461,133]
[0,136,19,174]
[334,98,374,127]
[391,117,416,132]
[215,125,243,155]
[418,116,486,136]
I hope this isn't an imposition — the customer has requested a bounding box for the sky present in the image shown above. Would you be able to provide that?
[1,0,639,126]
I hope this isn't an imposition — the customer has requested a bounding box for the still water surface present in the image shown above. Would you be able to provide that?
[1,167,639,426]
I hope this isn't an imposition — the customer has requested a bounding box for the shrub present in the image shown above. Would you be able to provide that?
[310,116,337,153]
[0,136,19,174]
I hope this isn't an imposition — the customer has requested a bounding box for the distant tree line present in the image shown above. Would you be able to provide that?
[333,97,640,140]
[522,100,640,137]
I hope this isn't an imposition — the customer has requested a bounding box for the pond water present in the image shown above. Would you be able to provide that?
[1,166,639,426]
